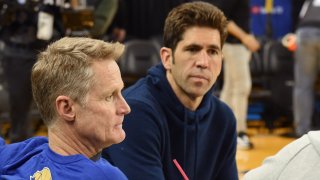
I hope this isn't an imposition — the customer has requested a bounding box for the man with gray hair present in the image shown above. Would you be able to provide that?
[0,37,131,179]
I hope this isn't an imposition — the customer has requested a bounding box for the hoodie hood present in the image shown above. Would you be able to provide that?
[147,63,216,121]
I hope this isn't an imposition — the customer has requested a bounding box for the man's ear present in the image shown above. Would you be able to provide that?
[160,47,173,70]
[55,95,76,122]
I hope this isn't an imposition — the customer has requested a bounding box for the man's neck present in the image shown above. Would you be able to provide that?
[47,125,99,159]
[90,152,102,162]
[166,72,203,111]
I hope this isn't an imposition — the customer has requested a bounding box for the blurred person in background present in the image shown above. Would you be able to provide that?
[202,0,260,150]
[291,0,320,137]
[87,0,119,40]
[108,0,185,42]
[244,1,320,179]
[0,0,64,142]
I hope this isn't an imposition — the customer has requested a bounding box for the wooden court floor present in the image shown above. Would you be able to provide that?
[237,127,296,179]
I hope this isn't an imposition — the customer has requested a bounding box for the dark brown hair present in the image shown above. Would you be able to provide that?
[163,1,228,52]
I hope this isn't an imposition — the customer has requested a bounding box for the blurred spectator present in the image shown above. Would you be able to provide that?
[291,0,320,137]
[88,0,119,39]
[291,0,306,31]
[203,0,260,150]
[0,0,63,142]
[250,0,293,40]
[110,0,185,42]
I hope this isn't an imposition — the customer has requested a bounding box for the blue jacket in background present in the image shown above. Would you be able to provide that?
[104,64,238,180]
[0,137,127,180]
[250,0,292,39]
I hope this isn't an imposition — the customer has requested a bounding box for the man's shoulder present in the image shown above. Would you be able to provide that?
[123,78,152,97]
[0,136,5,146]
[1,136,47,155]
[0,137,49,177]
[123,79,160,107]
[94,159,127,179]
[204,95,237,131]
[209,95,234,115]
[1,137,47,154]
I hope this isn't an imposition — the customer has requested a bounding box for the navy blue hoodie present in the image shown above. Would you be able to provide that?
[104,64,238,180]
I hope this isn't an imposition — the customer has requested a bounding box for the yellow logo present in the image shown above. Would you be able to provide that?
[30,167,52,180]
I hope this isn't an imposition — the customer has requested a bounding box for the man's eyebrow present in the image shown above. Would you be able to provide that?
[183,44,202,49]
[184,43,221,50]
[207,44,221,50]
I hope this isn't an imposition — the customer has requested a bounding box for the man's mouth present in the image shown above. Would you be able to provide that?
[190,75,209,81]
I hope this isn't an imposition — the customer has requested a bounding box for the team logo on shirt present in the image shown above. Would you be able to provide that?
[30,167,52,180]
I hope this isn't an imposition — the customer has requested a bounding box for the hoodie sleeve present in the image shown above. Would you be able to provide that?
[243,134,313,180]
[214,106,239,180]
[104,99,166,180]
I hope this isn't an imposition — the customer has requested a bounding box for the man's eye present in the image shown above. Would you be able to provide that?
[188,47,198,52]
[208,49,218,55]
[105,95,114,101]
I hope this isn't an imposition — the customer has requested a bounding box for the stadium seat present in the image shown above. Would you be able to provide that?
[119,39,161,86]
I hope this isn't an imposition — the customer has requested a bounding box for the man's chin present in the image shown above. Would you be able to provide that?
[188,88,210,98]
[103,131,126,148]
[114,131,126,144]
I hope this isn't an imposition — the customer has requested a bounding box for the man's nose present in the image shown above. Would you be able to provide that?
[196,51,209,68]
[118,96,131,115]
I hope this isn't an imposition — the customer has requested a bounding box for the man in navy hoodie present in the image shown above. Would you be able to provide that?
[104,2,238,180]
